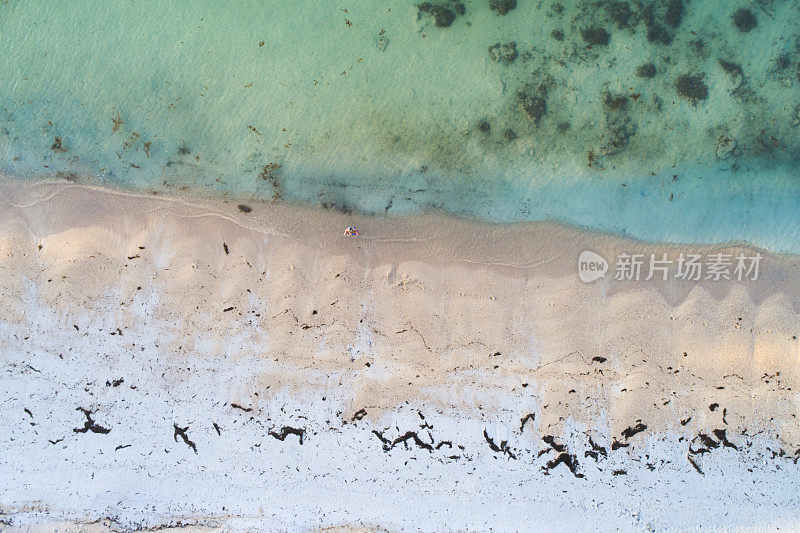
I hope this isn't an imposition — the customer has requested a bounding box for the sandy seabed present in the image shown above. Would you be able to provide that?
[1,179,799,531]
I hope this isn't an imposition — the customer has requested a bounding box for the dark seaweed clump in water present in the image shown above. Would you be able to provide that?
[646,24,672,45]
[477,119,491,133]
[606,1,633,29]
[582,27,610,46]
[603,92,628,111]
[776,54,790,70]
[518,90,547,124]
[321,200,353,214]
[603,120,637,156]
[689,39,707,57]
[51,137,66,152]
[488,42,518,64]
[675,73,708,101]
[732,8,757,32]
[636,62,657,78]
[489,0,517,15]
[551,29,564,41]
[664,0,684,28]
[642,2,681,45]
[417,3,462,27]
[718,59,743,77]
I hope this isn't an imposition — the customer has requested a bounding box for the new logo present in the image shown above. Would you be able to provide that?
[578,251,608,283]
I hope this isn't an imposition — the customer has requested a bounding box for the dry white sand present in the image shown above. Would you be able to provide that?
[1,179,799,531]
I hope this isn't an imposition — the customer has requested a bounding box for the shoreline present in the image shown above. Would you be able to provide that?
[4,176,800,301]
[1,178,800,530]
[3,1,800,254]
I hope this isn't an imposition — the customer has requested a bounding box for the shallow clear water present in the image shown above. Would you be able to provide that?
[1,1,799,251]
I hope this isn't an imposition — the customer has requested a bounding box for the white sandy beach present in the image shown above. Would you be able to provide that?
[1,179,799,531]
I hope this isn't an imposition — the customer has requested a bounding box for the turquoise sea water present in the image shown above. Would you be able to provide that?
[1,1,799,251]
